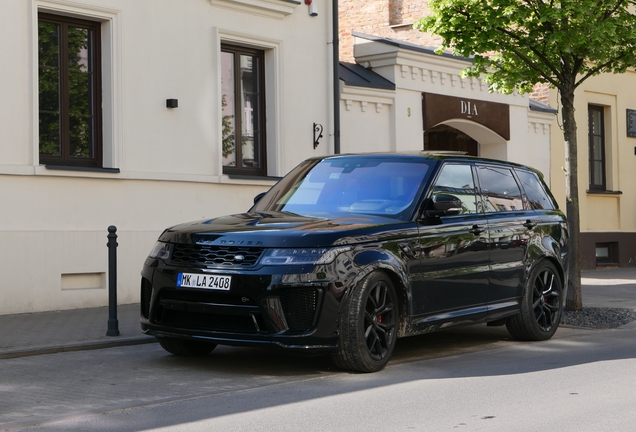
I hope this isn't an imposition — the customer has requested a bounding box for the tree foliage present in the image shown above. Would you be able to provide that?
[415,0,636,310]
[415,0,636,95]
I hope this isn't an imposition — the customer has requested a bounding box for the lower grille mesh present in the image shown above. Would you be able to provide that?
[281,288,319,332]
[160,310,257,334]
[141,278,152,319]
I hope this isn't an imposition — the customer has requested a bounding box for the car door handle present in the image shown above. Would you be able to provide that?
[523,220,537,229]
[469,225,484,235]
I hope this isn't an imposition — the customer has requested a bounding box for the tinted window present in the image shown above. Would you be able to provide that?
[516,170,556,210]
[431,164,479,214]
[477,166,523,212]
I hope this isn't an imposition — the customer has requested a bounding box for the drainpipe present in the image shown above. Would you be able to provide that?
[332,0,340,154]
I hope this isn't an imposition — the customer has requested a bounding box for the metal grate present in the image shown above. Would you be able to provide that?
[141,278,153,319]
[280,288,319,332]
[170,244,264,267]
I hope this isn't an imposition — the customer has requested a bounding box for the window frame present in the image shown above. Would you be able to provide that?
[588,104,606,191]
[38,13,103,168]
[220,43,267,177]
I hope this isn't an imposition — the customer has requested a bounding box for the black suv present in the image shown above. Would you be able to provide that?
[140,153,569,372]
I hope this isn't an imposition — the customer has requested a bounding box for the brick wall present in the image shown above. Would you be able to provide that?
[529,82,551,104]
[339,0,439,62]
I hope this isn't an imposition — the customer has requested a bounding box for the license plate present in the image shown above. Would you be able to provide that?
[177,273,232,290]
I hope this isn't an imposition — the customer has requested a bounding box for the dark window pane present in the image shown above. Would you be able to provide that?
[588,105,605,189]
[240,54,259,169]
[516,170,555,210]
[221,44,266,176]
[38,14,101,167]
[478,166,523,212]
[431,164,478,214]
[221,51,236,167]
[38,21,61,157]
[67,27,93,158]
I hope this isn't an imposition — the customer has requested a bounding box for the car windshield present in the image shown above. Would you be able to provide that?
[251,156,433,220]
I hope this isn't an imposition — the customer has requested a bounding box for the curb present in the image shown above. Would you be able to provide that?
[0,336,158,360]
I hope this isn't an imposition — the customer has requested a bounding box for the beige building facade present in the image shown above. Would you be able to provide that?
[549,73,636,269]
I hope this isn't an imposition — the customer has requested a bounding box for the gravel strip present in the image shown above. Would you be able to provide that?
[561,307,636,329]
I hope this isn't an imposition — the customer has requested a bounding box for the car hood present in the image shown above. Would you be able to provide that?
[158,211,412,248]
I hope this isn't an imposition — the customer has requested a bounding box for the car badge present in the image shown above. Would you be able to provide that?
[233,254,245,263]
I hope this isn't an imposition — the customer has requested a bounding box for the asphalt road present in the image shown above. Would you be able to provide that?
[2,324,635,431]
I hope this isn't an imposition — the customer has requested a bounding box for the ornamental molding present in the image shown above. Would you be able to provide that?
[210,0,300,19]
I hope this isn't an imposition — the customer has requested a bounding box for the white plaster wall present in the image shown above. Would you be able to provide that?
[0,0,334,314]
[0,175,271,314]
[504,103,552,181]
[1,1,32,167]
[340,100,394,153]
[393,88,426,152]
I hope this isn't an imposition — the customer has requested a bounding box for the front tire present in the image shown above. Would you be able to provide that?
[158,338,217,356]
[506,261,563,341]
[331,271,398,373]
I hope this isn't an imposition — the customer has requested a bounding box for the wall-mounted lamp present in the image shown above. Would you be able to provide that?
[166,99,178,108]
[305,0,318,16]
[313,123,323,149]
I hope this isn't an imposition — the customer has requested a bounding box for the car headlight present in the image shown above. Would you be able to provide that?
[148,242,172,260]
[260,246,352,265]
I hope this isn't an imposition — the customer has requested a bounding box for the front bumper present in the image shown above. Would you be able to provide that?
[140,258,346,350]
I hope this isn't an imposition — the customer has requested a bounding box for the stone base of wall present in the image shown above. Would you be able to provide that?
[580,232,636,269]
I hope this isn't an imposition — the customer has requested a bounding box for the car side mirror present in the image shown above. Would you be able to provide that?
[253,192,267,205]
[424,194,463,217]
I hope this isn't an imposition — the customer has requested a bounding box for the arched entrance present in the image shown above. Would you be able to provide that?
[422,93,511,159]
[424,124,478,156]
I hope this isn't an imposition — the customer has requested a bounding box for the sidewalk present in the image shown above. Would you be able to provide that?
[1,268,636,359]
[0,303,155,359]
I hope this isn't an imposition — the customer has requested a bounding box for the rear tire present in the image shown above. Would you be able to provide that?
[331,271,398,373]
[158,338,217,356]
[506,261,563,341]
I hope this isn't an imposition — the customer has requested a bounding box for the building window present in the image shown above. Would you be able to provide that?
[221,44,266,176]
[588,105,606,190]
[596,242,618,266]
[38,13,102,168]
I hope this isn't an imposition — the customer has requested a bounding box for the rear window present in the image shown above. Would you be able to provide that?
[515,169,556,210]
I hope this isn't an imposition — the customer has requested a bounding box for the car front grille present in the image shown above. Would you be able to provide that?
[170,244,264,268]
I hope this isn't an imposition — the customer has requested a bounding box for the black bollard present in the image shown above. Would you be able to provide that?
[106,225,120,336]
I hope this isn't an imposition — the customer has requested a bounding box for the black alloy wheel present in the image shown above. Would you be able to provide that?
[331,271,398,373]
[506,260,563,341]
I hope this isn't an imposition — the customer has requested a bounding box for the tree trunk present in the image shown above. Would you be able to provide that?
[560,87,583,311]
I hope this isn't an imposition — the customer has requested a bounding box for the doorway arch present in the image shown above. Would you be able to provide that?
[424,119,509,158]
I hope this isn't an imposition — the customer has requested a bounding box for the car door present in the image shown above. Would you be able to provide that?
[411,162,490,326]
[475,164,533,316]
